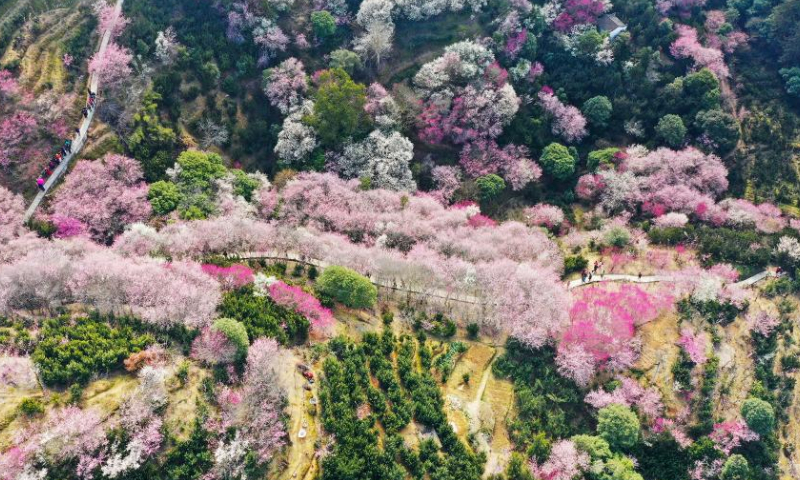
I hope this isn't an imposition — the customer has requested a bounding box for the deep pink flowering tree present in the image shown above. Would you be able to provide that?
[201,264,255,290]
[88,42,133,88]
[51,153,151,241]
[553,0,608,32]
[556,285,674,386]
[677,327,708,365]
[264,58,307,114]
[268,280,335,335]
[538,89,587,143]
[709,420,759,454]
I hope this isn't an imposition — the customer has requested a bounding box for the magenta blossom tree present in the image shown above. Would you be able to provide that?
[268,280,335,335]
[201,264,255,290]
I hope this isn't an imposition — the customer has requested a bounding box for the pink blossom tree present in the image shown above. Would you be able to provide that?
[528,439,590,480]
[201,264,255,290]
[0,112,38,167]
[0,70,19,98]
[215,338,287,463]
[51,153,151,241]
[192,327,241,365]
[556,285,674,386]
[88,42,133,88]
[677,327,708,365]
[538,89,587,143]
[93,0,130,37]
[268,280,335,335]
[553,0,608,32]
[524,204,565,230]
[670,25,728,78]
[709,420,759,454]
[264,58,308,114]
[746,310,780,337]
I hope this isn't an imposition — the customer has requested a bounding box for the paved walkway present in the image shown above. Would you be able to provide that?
[567,270,777,290]
[22,0,125,224]
[236,251,778,306]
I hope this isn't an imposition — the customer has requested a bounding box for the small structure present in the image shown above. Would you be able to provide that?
[598,14,627,40]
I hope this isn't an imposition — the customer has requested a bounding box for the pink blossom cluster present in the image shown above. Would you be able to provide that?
[524,204,565,230]
[528,439,590,480]
[0,111,38,167]
[459,139,542,190]
[88,42,133,88]
[553,0,607,32]
[213,338,287,463]
[652,417,692,447]
[93,0,130,37]
[670,24,728,78]
[704,10,748,53]
[677,327,708,365]
[0,70,19,98]
[505,29,528,59]
[50,154,151,241]
[264,58,307,114]
[585,376,664,418]
[192,326,240,365]
[656,0,706,17]
[0,238,220,329]
[201,264,255,290]
[0,406,108,479]
[114,173,569,340]
[689,458,724,480]
[709,420,759,454]
[557,285,674,386]
[429,165,462,204]
[746,310,780,337]
[537,89,587,143]
[268,280,335,334]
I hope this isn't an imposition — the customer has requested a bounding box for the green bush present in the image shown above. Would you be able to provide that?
[316,266,377,309]
[328,49,362,74]
[564,255,588,275]
[582,95,613,127]
[219,285,309,345]
[18,397,45,417]
[306,69,370,148]
[586,147,619,171]
[597,404,640,450]
[695,109,740,153]
[148,180,181,215]
[603,226,631,248]
[476,174,506,200]
[721,454,750,480]
[467,322,480,339]
[32,315,152,386]
[540,143,576,181]
[656,114,687,148]
[741,397,775,436]
[311,11,337,38]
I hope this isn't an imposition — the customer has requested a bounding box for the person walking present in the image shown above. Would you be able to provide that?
[37,177,45,190]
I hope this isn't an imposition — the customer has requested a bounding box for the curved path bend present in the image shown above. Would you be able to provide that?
[22,0,125,224]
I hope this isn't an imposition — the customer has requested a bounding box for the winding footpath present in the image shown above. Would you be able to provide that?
[234,251,779,307]
[22,0,125,224]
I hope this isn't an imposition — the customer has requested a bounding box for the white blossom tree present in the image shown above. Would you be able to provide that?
[335,130,416,191]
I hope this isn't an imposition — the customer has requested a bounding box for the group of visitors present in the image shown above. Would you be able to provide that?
[580,260,606,283]
[36,89,97,191]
